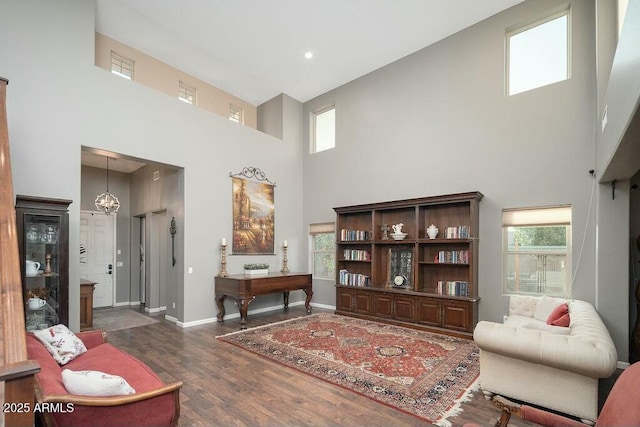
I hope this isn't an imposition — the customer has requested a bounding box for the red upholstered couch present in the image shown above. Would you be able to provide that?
[26,330,182,427]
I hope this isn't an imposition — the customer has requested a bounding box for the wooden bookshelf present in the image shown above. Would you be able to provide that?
[334,191,483,338]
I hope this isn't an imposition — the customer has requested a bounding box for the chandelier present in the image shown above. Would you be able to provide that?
[94,156,120,215]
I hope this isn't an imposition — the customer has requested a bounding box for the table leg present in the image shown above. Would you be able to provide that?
[215,294,226,322]
[237,297,255,330]
[303,287,313,314]
[283,291,290,310]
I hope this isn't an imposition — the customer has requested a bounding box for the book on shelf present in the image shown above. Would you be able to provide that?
[340,228,371,241]
[339,269,370,287]
[436,280,469,297]
[343,249,371,261]
[433,250,469,264]
[444,226,470,239]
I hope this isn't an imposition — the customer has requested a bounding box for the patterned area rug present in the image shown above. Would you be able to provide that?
[217,313,479,426]
[93,307,160,332]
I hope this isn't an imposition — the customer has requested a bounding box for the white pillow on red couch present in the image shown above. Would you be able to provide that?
[62,369,136,396]
[32,324,87,365]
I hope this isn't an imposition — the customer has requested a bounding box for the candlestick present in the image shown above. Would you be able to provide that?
[281,243,290,274]
[219,243,228,277]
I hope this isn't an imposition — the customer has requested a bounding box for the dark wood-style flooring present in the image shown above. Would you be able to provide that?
[105,306,618,427]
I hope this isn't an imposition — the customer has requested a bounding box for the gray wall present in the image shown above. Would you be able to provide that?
[303,0,597,321]
[1,0,305,328]
[595,0,640,363]
[129,164,184,320]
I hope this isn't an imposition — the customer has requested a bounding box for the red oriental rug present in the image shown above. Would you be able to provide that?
[217,313,479,426]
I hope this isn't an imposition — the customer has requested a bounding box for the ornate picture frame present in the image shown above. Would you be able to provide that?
[230,167,275,255]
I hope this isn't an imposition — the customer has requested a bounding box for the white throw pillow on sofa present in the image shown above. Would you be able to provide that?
[523,322,571,335]
[32,324,87,365]
[533,295,567,322]
[62,369,136,396]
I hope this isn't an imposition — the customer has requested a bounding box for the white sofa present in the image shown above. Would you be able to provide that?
[473,295,618,423]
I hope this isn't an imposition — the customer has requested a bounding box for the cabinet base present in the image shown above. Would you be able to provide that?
[334,310,474,340]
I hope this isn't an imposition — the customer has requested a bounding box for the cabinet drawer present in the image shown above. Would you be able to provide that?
[354,292,372,314]
[442,301,471,332]
[336,289,355,312]
[417,298,441,326]
[372,294,393,318]
[394,296,416,322]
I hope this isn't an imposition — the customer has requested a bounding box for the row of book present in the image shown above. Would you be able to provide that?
[343,249,371,261]
[436,281,470,297]
[339,269,370,287]
[444,226,470,239]
[340,228,371,241]
[433,250,469,264]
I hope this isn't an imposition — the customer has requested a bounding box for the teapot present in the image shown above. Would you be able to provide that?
[26,260,41,276]
[28,297,46,310]
[426,224,439,239]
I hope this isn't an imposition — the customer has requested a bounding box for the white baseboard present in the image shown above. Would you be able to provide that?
[164,314,178,324]
[617,361,630,369]
[129,301,141,306]
[177,301,336,328]
[113,301,131,307]
[145,306,166,314]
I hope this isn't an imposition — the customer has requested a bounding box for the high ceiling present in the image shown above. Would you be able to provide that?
[95,0,524,106]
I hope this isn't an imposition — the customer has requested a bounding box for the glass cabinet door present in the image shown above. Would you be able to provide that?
[16,195,71,331]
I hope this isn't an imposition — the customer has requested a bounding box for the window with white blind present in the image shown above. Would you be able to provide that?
[311,106,335,153]
[506,9,570,96]
[178,81,196,105]
[310,223,335,280]
[502,206,571,297]
[110,51,134,80]
[229,104,243,124]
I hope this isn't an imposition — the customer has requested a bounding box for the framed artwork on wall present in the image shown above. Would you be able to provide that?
[230,167,275,255]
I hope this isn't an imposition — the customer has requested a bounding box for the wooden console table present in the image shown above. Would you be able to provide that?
[215,272,313,329]
[80,279,96,331]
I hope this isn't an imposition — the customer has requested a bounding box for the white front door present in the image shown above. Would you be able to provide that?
[80,211,115,307]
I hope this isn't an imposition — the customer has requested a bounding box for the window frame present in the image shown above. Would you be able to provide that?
[178,81,197,105]
[110,51,134,81]
[311,106,335,154]
[502,205,572,297]
[505,8,571,96]
[309,223,336,280]
[229,104,244,124]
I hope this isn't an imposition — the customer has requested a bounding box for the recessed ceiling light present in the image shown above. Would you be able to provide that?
[304,51,313,59]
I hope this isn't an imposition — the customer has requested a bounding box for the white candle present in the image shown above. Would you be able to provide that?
[283,240,288,248]
[221,237,226,246]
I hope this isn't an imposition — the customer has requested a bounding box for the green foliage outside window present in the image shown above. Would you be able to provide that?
[313,232,335,279]
[513,226,566,247]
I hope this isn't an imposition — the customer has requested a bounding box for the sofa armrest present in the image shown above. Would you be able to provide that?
[474,321,617,378]
[75,330,107,349]
[38,381,183,406]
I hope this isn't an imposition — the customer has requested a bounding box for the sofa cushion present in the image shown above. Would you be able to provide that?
[62,369,136,396]
[547,302,570,327]
[533,295,567,322]
[66,343,166,394]
[33,324,87,365]
[523,322,571,335]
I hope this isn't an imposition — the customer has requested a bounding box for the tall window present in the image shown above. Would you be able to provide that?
[110,51,134,80]
[178,81,196,105]
[311,106,335,153]
[506,9,570,96]
[310,223,335,279]
[229,104,243,124]
[502,206,571,297]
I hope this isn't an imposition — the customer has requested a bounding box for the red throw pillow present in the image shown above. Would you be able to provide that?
[546,303,570,327]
